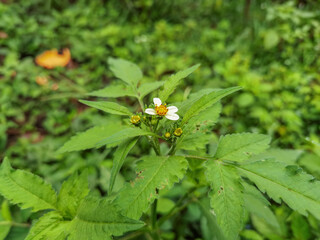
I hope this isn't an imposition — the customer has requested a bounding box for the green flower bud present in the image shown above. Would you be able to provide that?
[173,128,183,137]
[164,132,171,138]
[130,115,141,125]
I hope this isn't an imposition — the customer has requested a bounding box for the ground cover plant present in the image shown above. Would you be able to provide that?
[1,59,320,240]
[1,0,320,239]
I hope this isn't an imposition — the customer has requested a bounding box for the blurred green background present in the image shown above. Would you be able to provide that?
[0,0,320,239]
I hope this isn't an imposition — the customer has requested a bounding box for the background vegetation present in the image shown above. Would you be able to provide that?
[0,0,319,239]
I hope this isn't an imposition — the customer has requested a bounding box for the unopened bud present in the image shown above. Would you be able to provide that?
[130,115,141,125]
[173,128,183,137]
[164,132,171,138]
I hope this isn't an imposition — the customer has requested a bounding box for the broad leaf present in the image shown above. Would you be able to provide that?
[68,196,144,240]
[97,128,155,147]
[57,171,90,218]
[248,148,303,165]
[138,81,164,99]
[87,84,136,98]
[108,58,143,87]
[205,160,244,240]
[58,123,126,153]
[109,138,139,193]
[214,133,271,162]
[26,211,70,240]
[237,160,320,220]
[79,100,132,116]
[114,156,188,219]
[159,64,200,102]
[0,158,57,212]
[181,87,242,126]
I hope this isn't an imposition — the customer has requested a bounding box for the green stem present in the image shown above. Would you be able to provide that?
[0,221,30,228]
[158,187,196,226]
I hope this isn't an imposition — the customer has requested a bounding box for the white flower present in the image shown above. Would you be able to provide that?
[145,98,179,121]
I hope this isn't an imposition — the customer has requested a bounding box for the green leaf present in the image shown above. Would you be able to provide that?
[0,158,57,212]
[205,161,244,240]
[79,100,132,116]
[109,138,139,193]
[237,160,320,220]
[291,212,311,240]
[243,182,282,234]
[249,148,303,165]
[214,133,271,162]
[26,211,70,240]
[97,128,156,148]
[58,123,126,153]
[181,87,242,126]
[175,103,221,151]
[68,196,144,240]
[138,81,164,99]
[114,156,188,219]
[108,58,143,87]
[87,83,136,98]
[159,64,200,102]
[57,171,90,218]
[0,220,10,240]
[264,30,279,49]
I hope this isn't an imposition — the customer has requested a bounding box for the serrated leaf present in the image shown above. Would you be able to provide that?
[26,211,70,240]
[176,103,221,151]
[214,133,271,162]
[97,128,156,148]
[138,81,164,99]
[109,138,139,193]
[114,156,188,219]
[181,87,242,126]
[108,58,142,87]
[79,100,132,116]
[159,64,200,102]
[0,158,57,212]
[68,196,144,240]
[248,148,303,165]
[237,160,320,220]
[57,171,90,218]
[87,84,136,98]
[242,182,281,234]
[58,123,126,153]
[205,161,244,240]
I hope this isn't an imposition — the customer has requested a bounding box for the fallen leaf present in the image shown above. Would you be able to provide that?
[0,31,8,39]
[35,48,71,69]
[36,76,48,86]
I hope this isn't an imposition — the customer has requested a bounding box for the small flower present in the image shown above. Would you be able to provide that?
[145,98,179,121]
[130,115,141,125]
[173,128,183,137]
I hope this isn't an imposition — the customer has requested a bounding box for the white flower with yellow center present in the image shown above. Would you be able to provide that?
[145,98,179,121]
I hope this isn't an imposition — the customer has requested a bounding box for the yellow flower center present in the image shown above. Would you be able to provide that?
[155,105,168,116]
[130,115,141,124]
[174,128,183,137]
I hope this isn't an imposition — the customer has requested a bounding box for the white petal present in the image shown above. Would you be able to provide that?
[167,106,178,113]
[145,108,156,115]
[153,98,162,106]
[165,113,179,121]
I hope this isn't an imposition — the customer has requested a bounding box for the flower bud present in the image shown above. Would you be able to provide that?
[130,115,141,125]
[173,128,183,137]
[164,132,171,138]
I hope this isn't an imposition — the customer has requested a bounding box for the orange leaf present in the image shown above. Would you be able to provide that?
[35,48,71,69]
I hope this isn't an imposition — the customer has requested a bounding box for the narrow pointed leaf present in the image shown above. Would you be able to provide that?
[181,87,242,126]
[138,81,164,99]
[0,158,57,212]
[88,84,136,98]
[214,133,271,162]
[109,138,139,193]
[97,128,155,147]
[108,58,143,87]
[114,156,188,219]
[159,64,200,102]
[79,100,132,116]
[57,171,90,218]
[68,196,144,240]
[205,161,244,240]
[58,123,126,153]
[237,160,320,220]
